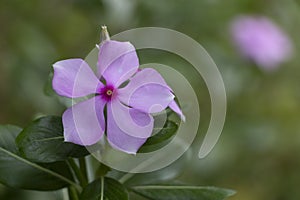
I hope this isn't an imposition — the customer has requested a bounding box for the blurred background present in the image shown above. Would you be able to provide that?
[1,0,300,199]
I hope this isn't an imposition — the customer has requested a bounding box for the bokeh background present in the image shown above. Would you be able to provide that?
[1,0,300,199]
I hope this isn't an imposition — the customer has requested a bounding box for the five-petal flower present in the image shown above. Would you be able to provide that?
[52,40,184,154]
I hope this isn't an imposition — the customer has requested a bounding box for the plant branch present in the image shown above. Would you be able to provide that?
[68,158,88,188]
[118,173,135,184]
[79,157,88,183]
[100,176,104,200]
[68,186,79,200]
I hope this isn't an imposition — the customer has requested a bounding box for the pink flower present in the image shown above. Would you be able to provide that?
[52,40,184,154]
[231,15,293,70]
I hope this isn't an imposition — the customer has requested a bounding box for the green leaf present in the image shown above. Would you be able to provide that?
[16,116,89,163]
[131,185,235,200]
[0,125,77,191]
[80,177,129,200]
[96,163,111,177]
[138,121,178,153]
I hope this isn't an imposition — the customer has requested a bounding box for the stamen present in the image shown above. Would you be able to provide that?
[106,90,113,96]
[99,85,115,102]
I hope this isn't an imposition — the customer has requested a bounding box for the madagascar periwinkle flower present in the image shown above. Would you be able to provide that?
[231,15,293,70]
[52,34,184,154]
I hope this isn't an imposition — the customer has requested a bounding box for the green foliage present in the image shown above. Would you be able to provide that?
[80,177,129,200]
[0,120,234,199]
[16,116,89,163]
[138,121,178,153]
[131,185,235,200]
[0,125,74,191]
[96,163,111,177]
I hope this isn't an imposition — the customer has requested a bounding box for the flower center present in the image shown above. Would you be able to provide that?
[99,85,115,102]
[106,90,113,96]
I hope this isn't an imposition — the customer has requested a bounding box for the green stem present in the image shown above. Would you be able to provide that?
[118,173,135,184]
[100,176,104,200]
[68,186,79,200]
[68,159,88,187]
[79,157,88,183]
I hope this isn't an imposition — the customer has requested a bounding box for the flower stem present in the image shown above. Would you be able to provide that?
[68,158,88,188]
[79,157,88,183]
[119,173,135,184]
[68,186,79,200]
[100,176,105,200]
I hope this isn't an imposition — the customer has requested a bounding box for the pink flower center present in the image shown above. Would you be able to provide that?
[99,85,115,102]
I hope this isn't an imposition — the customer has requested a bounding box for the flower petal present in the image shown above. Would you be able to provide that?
[97,40,139,87]
[124,68,172,90]
[106,102,152,154]
[118,68,175,113]
[63,96,105,146]
[110,99,154,138]
[53,59,102,98]
[169,100,186,121]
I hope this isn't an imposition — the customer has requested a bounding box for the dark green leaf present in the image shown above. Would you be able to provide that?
[138,121,178,153]
[80,177,129,200]
[131,185,235,200]
[0,125,76,191]
[16,116,89,163]
[96,163,111,177]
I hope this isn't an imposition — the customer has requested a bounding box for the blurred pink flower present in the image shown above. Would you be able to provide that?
[231,15,293,70]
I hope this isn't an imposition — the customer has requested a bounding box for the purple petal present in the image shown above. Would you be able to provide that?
[126,68,172,90]
[110,99,154,138]
[118,68,175,113]
[231,16,293,70]
[106,101,152,154]
[63,96,105,146]
[53,59,102,98]
[169,100,186,121]
[97,40,139,87]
